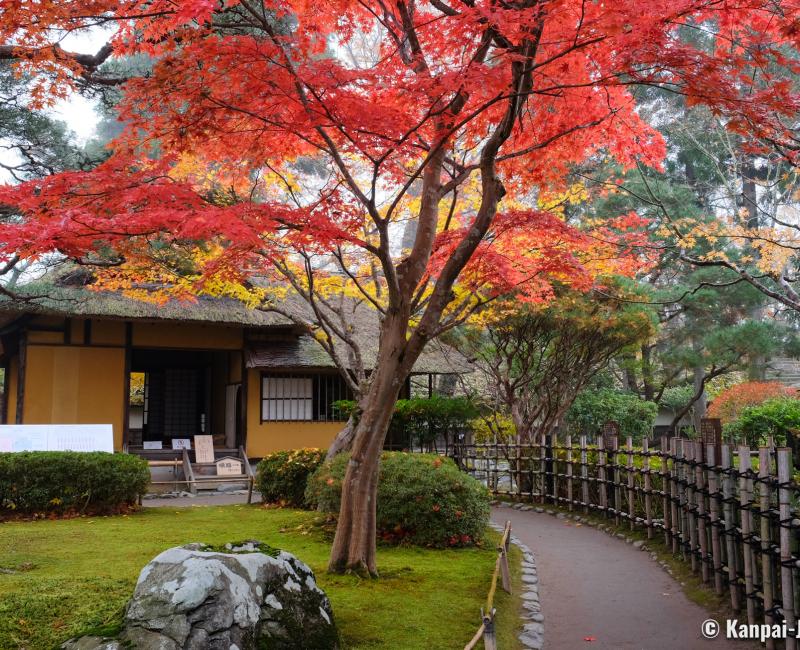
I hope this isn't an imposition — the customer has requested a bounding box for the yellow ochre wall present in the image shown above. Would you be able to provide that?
[22,345,126,450]
[245,368,344,458]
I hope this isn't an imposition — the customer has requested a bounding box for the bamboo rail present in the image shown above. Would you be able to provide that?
[464,520,512,650]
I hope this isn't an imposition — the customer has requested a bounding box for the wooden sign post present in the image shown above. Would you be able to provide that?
[194,435,215,464]
[700,418,722,463]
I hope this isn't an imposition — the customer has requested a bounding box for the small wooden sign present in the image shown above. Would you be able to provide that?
[602,421,620,449]
[194,435,215,464]
[215,456,243,476]
[700,418,722,462]
[700,418,722,444]
[171,438,191,450]
[603,421,620,437]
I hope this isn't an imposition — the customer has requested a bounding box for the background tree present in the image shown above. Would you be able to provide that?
[459,286,653,443]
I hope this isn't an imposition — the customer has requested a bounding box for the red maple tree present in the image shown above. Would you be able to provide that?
[1,0,798,574]
[708,381,797,424]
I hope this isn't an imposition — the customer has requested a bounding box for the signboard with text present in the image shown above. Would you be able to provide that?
[194,435,215,464]
[216,457,244,476]
[0,425,114,453]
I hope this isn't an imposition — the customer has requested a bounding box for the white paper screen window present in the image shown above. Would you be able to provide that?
[261,376,313,421]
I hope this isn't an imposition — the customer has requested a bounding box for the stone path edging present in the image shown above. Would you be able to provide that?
[488,520,544,649]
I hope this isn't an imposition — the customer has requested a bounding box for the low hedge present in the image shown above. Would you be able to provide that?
[0,451,150,514]
[306,452,490,547]
[256,448,326,508]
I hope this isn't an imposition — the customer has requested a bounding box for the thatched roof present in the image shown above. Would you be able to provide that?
[0,281,288,329]
[245,335,470,374]
[0,271,472,374]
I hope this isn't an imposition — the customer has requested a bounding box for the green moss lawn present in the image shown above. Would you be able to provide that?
[0,505,520,649]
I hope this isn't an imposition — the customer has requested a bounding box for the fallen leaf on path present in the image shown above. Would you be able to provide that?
[584,636,597,642]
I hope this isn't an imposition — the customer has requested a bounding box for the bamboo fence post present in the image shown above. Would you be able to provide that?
[541,434,549,504]
[566,435,574,511]
[598,434,607,516]
[482,609,496,650]
[777,448,796,650]
[676,439,690,562]
[686,441,698,573]
[626,436,635,530]
[670,437,680,555]
[721,444,740,613]
[695,441,709,583]
[661,437,671,546]
[551,435,558,505]
[706,444,724,596]
[580,435,589,514]
[612,435,621,526]
[758,446,775,650]
[739,446,756,625]
[643,438,653,539]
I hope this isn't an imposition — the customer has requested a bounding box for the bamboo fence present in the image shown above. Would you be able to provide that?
[453,436,800,647]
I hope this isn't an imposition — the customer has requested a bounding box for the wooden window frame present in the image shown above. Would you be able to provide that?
[260,371,353,423]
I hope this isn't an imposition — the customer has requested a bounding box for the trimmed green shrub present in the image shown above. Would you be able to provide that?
[566,389,658,442]
[0,451,150,514]
[306,452,490,547]
[256,448,326,508]
[726,397,800,446]
[333,396,477,449]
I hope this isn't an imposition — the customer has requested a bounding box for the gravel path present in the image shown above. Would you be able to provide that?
[492,507,748,649]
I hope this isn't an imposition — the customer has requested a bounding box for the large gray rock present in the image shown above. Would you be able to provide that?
[63,541,338,650]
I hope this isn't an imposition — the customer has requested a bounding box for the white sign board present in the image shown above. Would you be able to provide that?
[215,457,243,476]
[194,435,215,464]
[171,438,191,450]
[143,440,163,450]
[0,425,114,453]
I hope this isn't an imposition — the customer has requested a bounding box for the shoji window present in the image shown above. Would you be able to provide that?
[261,375,313,421]
[260,373,353,422]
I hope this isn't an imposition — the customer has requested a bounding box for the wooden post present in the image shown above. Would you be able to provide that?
[539,434,547,504]
[626,436,635,530]
[670,437,680,555]
[612,435,622,526]
[694,441,709,583]
[738,446,756,625]
[721,444,739,613]
[499,548,511,594]
[661,437,670,546]
[580,435,589,514]
[643,438,653,539]
[566,435,574,511]
[482,608,496,650]
[706,444,724,596]
[777,448,796,650]
[758,446,775,650]
[598,434,608,517]
[182,448,197,495]
[686,441,699,573]
[675,439,690,562]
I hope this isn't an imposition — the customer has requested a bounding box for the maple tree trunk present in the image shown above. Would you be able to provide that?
[328,323,410,576]
[326,416,356,460]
